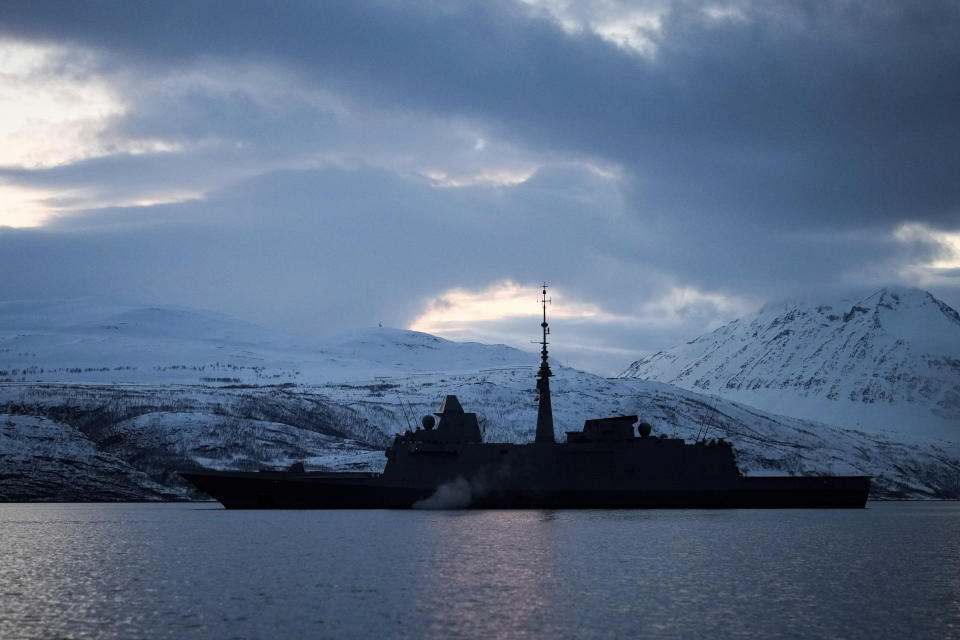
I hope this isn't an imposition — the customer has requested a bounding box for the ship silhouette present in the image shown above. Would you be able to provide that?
[181,285,871,508]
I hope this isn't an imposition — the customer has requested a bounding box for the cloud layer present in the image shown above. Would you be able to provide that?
[0,0,958,373]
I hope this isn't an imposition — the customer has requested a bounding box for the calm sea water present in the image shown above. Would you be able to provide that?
[0,502,958,639]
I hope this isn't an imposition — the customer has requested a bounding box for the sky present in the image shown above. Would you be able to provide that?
[0,0,958,375]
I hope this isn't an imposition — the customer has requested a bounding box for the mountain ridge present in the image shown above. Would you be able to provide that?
[2,294,959,500]
[620,286,960,441]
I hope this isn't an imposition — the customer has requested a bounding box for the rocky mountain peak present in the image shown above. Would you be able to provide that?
[620,287,960,440]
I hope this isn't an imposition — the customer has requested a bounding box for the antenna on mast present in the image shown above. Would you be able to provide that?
[534,283,555,444]
[538,282,552,379]
[697,404,717,442]
[395,391,414,432]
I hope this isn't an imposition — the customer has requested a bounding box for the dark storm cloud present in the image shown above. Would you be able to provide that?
[2,0,957,231]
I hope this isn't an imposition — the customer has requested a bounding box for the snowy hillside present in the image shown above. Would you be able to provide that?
[0,414,181,501]
[0,299,530,386]
[1,296,959,500]
[620,287,960,442]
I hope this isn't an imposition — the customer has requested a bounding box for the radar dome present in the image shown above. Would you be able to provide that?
[421,415,436,430]
[637,422,652,438]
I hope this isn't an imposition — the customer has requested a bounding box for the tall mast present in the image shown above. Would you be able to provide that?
[535,283,555,444]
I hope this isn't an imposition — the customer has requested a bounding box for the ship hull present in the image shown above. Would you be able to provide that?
[180,471,871,509]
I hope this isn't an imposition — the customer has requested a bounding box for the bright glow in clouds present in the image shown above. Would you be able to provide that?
[591,10,663,56]
[518,0,665,57]
[422,167,538,188]
[0,39,190,227]
[0,183,58,228]
[409,280,751,374]
[0,182,206,229]
[0,39,122,169]
[410,280,749,336]
[894,223,960,270]
[410,280,608,335]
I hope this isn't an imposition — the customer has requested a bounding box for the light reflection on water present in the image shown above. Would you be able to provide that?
[413,511,561,638]
[0,503,958,639]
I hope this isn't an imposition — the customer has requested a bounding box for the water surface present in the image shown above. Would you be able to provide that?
[1,502,958,639]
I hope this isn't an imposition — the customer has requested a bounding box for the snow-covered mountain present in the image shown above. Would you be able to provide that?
[0,299,529,386]
[620,287,960,442]
[2,296,959,500]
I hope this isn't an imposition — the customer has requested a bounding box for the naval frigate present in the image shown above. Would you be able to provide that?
[181,285,871,508]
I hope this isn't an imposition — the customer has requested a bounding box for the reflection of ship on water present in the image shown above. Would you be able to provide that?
[182,285,871,509]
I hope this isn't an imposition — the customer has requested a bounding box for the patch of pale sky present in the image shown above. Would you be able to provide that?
[591,9,663,56]
[0,180,208,228]
[0,40,205,225]
[894,223,960,270]
[893,223,960,289]
[422,167,539,188]
[75,190,208,217]
[517,0,665,56]
[422,157,622,189]
[410,279,749,335]
[407,279,754,373]
[409,281,606,334]
[517,0,584,35]
[0,39,123,169]
[0,50,373,226]
[701,4,749,23]
[638,285,753,327]
[580,161,622,181]
[0,183,60,228]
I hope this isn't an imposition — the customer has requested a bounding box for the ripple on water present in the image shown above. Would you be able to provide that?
[0,503,958,639]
